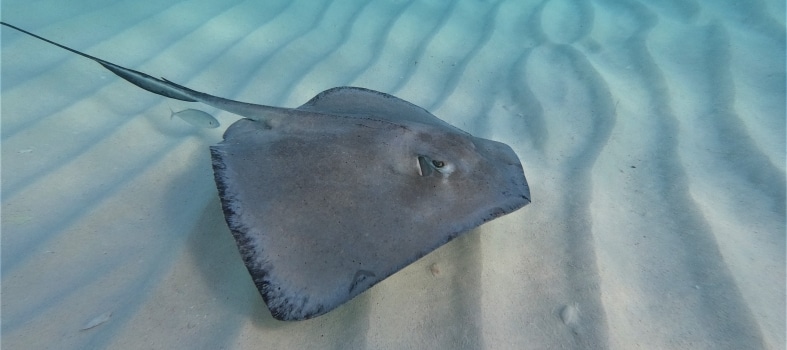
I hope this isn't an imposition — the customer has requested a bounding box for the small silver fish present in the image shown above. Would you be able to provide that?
[170,108,220,128]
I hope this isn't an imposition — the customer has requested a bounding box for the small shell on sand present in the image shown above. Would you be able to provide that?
[559,304,580,326]
[80,311,112,331]
[429,263,441,277]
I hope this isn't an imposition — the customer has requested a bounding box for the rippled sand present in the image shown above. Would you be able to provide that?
[2,0,784,349]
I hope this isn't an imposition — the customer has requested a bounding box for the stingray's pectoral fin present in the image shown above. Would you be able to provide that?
[96,61,197,102]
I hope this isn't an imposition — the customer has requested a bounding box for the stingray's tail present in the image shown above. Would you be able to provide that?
[1,21,291,121]
[2,21,198,102]
[96,61,199,102]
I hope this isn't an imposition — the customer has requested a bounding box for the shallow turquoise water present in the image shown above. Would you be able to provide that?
[1,1,784,349]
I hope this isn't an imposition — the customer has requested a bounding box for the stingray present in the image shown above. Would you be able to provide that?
[2,22,531,321]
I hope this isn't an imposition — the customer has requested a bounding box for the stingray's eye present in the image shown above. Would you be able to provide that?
[417,156,454,177]
[434,160,455,175]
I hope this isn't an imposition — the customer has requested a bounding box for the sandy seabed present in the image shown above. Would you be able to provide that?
[2,0,785,349]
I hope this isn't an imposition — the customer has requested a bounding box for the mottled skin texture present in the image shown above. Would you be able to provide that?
[210,92,530,320]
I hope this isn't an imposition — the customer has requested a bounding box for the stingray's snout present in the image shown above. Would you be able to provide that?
[474,136,531,207]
